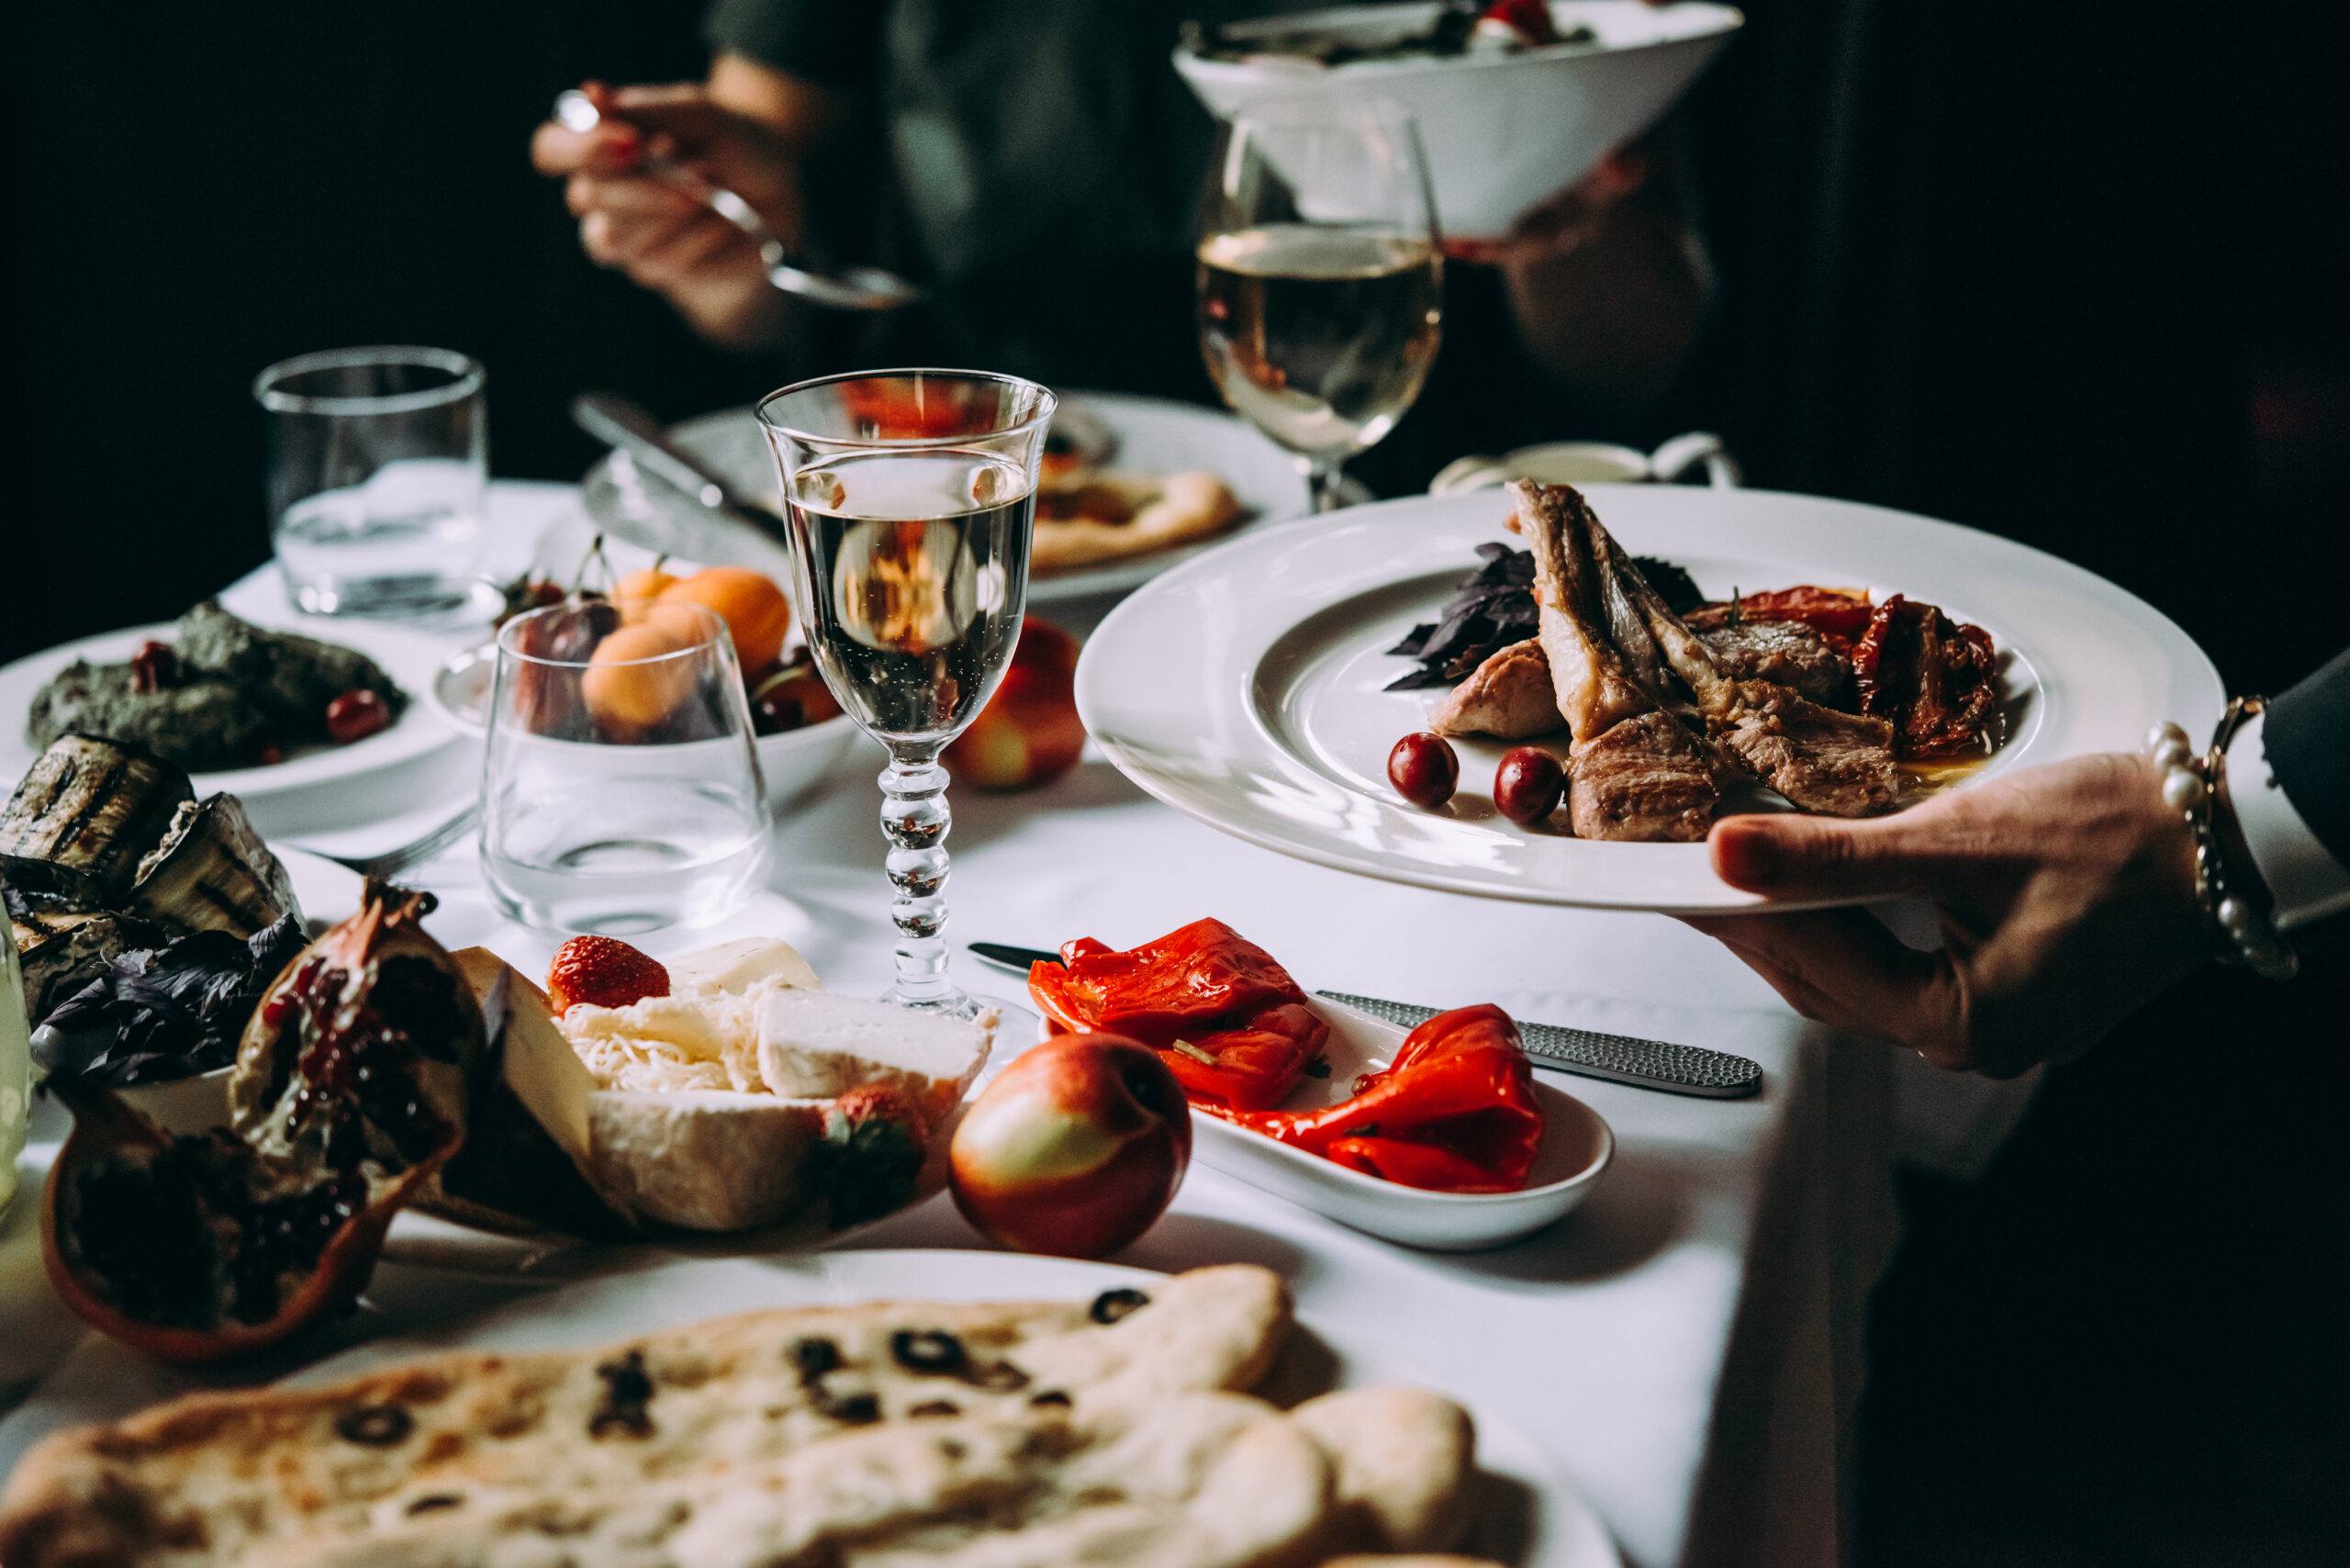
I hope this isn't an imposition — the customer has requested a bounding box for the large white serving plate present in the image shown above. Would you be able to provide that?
[1176,2,1741,238]
[0,618,460,799]
[582,391,1314,603]
[297,1249,1619,1568]
[1188,999,1611,1251]
[1078,485,2224,913]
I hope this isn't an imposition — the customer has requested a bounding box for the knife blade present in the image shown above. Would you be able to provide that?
[570,391,800,572]
[967,943,1762,1099]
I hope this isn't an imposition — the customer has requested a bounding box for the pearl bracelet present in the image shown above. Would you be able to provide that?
[2144,698,2299,982]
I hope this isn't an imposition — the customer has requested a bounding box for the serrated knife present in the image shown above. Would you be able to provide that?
[968,943,1763,1099]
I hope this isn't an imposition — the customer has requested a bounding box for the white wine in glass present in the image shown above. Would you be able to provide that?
[758,370,1055,1019]
[1197,101,1443,511]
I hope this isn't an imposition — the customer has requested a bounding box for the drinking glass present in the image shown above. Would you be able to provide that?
[482,599,772,935]
[253,345,488,617]
[1196,99,1444,512]
[756,369,1056,1018]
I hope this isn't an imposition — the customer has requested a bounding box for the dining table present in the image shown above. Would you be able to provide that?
[0,480,2043,1568]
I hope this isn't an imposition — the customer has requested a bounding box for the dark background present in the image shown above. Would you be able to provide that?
[5,4,2346,1561]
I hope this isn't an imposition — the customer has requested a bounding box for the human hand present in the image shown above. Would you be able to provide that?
[1679,754,2209,1077]
[530,80,800,348]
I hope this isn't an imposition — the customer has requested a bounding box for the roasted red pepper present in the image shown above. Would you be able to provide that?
[1481,0,1562,45]
[1206,1003,1544,1193]
[1691,586,1876,648]
[1852,594,1999,757]
[1029,919,1326,1111]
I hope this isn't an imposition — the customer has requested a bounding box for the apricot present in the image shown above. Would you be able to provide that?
[581,618,699,728]
[614,562,679,623]
[659,566,791,673]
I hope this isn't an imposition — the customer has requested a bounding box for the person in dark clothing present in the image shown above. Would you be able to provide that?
[1683,648,2350,1076]
[528,1,1716,492]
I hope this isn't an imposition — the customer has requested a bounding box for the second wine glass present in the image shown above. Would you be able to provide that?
[1196,99,1444,512]
[756,369,1056,1018]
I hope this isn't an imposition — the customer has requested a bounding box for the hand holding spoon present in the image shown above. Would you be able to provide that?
[553,89,919,313]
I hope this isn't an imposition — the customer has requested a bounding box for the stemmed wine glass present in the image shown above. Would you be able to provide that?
[1196,98,1444,513]
[756,369,1057,1018]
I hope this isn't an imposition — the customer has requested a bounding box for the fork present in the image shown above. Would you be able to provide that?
[284,802,481,882]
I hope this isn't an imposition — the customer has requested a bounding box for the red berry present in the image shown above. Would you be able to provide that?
[1494,745,1565,825]
[324,689,394,745]
[545,935,671,1015]
[129,640,177,693]
[1387,732,1459,808]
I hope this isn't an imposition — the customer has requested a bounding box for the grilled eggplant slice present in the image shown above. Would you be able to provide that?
[0,737,194,907]
[7,906,167,1025]
[126,794,298,940]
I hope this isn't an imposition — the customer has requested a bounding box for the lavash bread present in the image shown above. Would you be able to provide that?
[0,1266,1326,1568]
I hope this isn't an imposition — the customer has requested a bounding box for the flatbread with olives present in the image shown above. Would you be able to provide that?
[0,1266,1303,1568]
[1032,469,1245,573]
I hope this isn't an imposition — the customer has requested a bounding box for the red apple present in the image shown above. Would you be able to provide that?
[943,616,1086,790]
[949,1034,1191,1259]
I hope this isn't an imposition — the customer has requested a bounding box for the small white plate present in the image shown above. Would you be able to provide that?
[295,1249,1619,1567]
[582,392,1315,604]
[1136,999,1610,1251]
[0,619,460,799]
[428,643,871,808]
[1078,484,2225,913]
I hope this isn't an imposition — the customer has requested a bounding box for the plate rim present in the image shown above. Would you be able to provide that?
[1076,483,2224,913]
[0,617,461,798]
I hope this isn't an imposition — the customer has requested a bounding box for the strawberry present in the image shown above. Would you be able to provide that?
[544,935,671,1015]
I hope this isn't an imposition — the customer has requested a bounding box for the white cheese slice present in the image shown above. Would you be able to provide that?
[755,991,994,1114]
[666,938,821,998]
[584,1089,823,1232]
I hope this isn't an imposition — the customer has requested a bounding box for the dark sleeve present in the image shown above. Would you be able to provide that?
[2266,644,2350,867]
[703,0,879,85]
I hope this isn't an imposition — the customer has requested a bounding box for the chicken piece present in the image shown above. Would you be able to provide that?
[1567,711,1718,841]
[1568,496,1896,817]
[1514,481,1721,840]
[1698,621,1852,708]
[1427,639,1563,739]
[1718,681,1897,817]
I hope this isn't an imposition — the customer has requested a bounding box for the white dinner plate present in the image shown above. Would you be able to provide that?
[0,618,460,800]
[296,1249,1619,1568]
[1077,484,2224,913]
[582,391,1315,603]
[1181,999,1611,1251]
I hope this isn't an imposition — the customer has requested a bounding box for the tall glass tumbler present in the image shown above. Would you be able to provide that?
[254,345,488,616]
[482,599,772,935]
[756,369,1056,1017]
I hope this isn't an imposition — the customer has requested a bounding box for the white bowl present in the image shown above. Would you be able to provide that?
[1175,2,1742,238]
[431,642,870,808]
[1032,999,1612,1251]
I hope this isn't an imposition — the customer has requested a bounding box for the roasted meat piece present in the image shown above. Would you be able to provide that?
[1427,638,1561,739]
[1516,481,1721,840]
[1854,595,2000,758]
[1697,621,1852,708]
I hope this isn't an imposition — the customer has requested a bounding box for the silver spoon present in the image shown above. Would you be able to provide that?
[554,89,920,313]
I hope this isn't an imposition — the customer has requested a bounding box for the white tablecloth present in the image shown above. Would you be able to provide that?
[0,482,2033,1567]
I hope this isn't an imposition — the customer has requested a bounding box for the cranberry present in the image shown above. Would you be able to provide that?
[129,640,177,693]
[325,689,393,745]
[1386,732,1459,809]
[752,690,806,735]
[1493,745,1566,825]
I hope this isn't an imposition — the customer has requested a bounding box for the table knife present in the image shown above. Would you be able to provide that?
[569,391,795,555]
[968,944,1763,1099]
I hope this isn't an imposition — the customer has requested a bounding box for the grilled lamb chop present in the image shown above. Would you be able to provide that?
[1516,481,1720,840]
[1428,638,1563,739]
[1697,621,1852,707]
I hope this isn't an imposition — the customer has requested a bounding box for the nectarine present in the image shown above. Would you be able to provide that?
[943,616,1085,790]
[659,566,791,673]
[949,1034,1190,1259]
